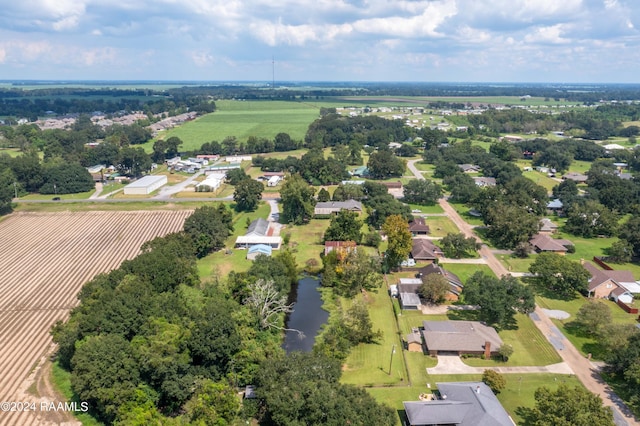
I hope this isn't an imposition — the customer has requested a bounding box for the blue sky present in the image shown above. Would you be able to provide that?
[1,0,639,83]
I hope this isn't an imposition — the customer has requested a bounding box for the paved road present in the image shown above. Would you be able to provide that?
[406,159,638,425]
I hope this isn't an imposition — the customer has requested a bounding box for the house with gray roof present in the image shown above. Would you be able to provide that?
[421,320,502,357]
[403,382,514,426]
[246,218,270,237]
[529,233,573,254]
[314,200,363,216]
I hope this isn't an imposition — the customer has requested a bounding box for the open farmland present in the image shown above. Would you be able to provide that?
[146,100,323,151]
[0,210,192,426]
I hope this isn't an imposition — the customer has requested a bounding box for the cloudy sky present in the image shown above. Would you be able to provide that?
[1,0,639,83]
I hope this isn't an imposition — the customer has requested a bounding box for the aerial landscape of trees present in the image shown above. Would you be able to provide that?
[6,82,640,424]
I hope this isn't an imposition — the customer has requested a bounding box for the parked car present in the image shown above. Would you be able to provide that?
[52,197,61,201]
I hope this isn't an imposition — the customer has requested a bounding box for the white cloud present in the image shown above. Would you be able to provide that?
[524,24,572,44]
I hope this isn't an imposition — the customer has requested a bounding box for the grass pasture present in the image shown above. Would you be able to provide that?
[147,100,322,151]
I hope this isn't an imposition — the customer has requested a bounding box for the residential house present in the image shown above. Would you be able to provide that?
[583,262,640,301]
[473,177,496,187]
[314,200,363,216]
[235,218,282,249]
[403,382,514,426]
[246,218,270,237]
[196,174,225,192]
[529,234,573,254]
[421,320,503,357]
[539,218,558,234]
[458,164,481,173]
[411,239,444,262]
[351,166,370,177]
[546,199,564,214]
[563,172,589,183]
[416,264,463,301]
[409,217,430,235]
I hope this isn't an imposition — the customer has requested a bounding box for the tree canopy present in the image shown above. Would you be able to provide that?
[464,272,535,329]
[382,214,413,271]
[529,253,590,297]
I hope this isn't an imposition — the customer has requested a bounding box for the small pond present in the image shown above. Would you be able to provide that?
[282,277,329,353]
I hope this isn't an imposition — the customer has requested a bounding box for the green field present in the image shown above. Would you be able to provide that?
[144,100,323,151]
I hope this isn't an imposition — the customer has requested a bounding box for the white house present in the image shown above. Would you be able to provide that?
[123,175,167,195]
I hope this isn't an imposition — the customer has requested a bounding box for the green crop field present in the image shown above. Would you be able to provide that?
[143,100,324,152]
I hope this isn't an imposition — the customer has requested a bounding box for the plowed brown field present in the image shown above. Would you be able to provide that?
[0,210,192,425]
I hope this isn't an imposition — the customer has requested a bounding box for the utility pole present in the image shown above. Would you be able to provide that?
[388,344,396,375]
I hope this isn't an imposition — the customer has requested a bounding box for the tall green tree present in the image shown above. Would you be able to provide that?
[280,174,315,225]
[323,210,363,243]
[0,168,16,215]
[367,149,405,179]
[565,200,618,238]
[71,334,142,423]
[402,178,443,205]
[574,301,612,336]
[529,253,590,297]
[233,178,263,212]
[520,384,614,426]
[440,233,479,258]
[485,203,540,249]
[464,272,534,329]
[255,352,395,426]
[183,204,233,258]
[382,214,412,271]
[419,274,450,304]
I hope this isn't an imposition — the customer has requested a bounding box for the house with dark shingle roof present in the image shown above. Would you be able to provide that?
[529,233,573,254]
[403,382,514,426]
[563,172,588,183]
[409,217,430,235]
[416,264,463,301]
[421,320,502,357]
[411,239,444,262]
[539,218,558,234]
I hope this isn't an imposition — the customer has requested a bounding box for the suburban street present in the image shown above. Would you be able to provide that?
[406,159,638,425]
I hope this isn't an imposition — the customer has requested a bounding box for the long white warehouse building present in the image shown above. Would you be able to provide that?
[123,175,168,195]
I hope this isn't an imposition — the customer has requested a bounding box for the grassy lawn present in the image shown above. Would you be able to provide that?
[423,217,460,237]
[497,254,535,273]
[448,201,484,226]
[460,313,562,367]
[522,170,558,193]
[143,100,322,151]
[51,361,104,426]
[19,189,95,200]
[412,161,435,172]
[407,203,444,214]
[341,288,409,386]
[439,263,495,283]
[281,218,330,267]
[568,160,593,174]
[536,293,638,359]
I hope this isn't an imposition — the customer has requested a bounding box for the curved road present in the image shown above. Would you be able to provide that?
[407,159,638,425]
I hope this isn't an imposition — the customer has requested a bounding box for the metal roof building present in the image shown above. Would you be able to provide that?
[123,175,167,195]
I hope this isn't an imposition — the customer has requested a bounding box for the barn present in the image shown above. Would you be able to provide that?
[123,175,167,195]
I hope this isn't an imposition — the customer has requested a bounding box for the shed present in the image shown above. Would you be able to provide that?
[123,175,167,195]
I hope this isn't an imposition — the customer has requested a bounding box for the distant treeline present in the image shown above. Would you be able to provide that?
[4,83,640,119]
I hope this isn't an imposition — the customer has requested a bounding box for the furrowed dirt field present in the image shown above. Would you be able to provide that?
[0,210,192,426]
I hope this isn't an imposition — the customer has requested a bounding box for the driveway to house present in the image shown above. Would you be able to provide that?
[89,182,103,199]
[406,159,638,425]
[427,354,572,375]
